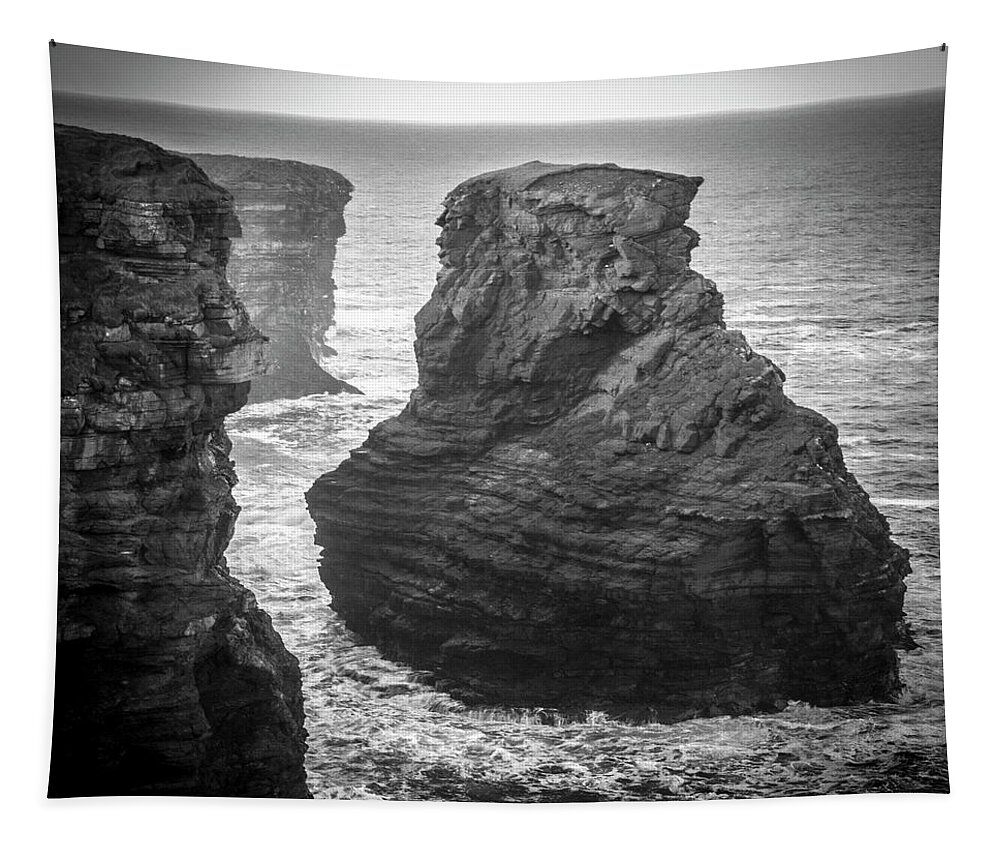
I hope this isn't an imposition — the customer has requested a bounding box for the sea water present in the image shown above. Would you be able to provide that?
[54,90,946,799]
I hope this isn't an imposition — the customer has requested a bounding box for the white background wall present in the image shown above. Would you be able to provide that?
[4,3,991,849]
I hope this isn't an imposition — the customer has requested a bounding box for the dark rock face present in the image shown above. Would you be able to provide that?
[188,153,359,403]
[306,161,911,718]
[52,124,310,797]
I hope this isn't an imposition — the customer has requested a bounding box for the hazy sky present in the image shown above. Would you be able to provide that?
[50,43,946,124]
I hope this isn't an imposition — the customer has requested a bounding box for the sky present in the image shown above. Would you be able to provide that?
[50,42,946,124]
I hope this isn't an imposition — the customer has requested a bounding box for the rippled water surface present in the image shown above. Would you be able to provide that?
[56,90,946,799]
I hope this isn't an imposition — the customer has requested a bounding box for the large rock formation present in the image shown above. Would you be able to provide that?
[307,161,911,718]
[52,124,310,797]
[188,153,358,403]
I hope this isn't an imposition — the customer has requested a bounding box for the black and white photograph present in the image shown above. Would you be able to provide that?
[46,40,947,801]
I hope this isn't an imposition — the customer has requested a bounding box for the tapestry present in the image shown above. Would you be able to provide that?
[48,43,948,800]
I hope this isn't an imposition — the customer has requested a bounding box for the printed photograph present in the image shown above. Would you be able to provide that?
[49,43,947,800]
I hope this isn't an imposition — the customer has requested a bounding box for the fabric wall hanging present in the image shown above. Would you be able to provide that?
[48,42,947,801]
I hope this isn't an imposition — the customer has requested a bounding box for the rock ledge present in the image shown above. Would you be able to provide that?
[52,124,309,797]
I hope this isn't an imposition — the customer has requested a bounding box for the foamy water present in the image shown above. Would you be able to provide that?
[226,379,945,799]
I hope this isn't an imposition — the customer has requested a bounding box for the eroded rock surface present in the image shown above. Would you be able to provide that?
[307,161,911,718]
[52,124,310,797]
[189,153,359,402]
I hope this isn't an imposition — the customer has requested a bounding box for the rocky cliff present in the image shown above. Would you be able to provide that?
[52,124,310,797]
[188,153,358,403]
[306,161,911,718]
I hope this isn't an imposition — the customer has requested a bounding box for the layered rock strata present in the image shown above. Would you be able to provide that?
[52,124,310,797]
[188,153,358,403]
[307,161,911,718]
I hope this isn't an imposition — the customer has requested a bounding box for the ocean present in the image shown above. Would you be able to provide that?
[53,90,946,799]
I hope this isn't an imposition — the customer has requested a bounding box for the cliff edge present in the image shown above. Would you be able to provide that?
[306,161,911,718]
[189,153,359,403]
[52,124,310,797]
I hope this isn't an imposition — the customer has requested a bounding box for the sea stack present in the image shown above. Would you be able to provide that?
[53,125,310,797]
[189,153,358,403]
[306,161,911,717]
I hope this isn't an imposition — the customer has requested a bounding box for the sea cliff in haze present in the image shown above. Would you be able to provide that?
[189,153,359,403]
